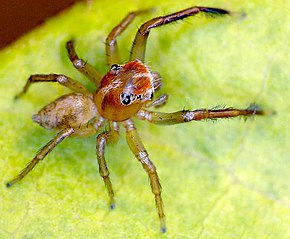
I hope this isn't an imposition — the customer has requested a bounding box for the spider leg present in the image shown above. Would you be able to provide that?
[106,9,151,66]
[6,128,74,187]
[130,6,230,61]
[15,74,90,100]
[145,94,168,108]
[96,123,119,209]
[66,40,102,86]
[123,119,166,233]
[137,104,265,125]
[152,71,162,92]
[145,71,167,108]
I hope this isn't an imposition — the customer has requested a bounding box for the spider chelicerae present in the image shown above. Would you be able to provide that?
[7,6,264,232]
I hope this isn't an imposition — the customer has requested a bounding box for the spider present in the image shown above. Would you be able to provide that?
[7,6,264,232]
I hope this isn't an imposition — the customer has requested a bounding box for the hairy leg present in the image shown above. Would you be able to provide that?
[130,6,230,61]
[123,119,166,233]
[137,104,264,125]
[106,9,151,66]
[66,40,102,86]
[96,123,119,209]
[7,128,74,187]
[15,74,89,99]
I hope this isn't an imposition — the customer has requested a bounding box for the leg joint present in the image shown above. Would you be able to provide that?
[72,59,84,69]
[56,75,68,84]
[137,150,150,164]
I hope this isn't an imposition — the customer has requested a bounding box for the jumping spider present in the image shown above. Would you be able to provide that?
[7,6,264,232]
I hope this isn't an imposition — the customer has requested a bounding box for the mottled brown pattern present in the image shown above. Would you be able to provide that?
[33,93,98,131]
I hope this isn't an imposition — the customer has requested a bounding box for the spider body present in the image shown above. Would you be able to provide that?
[7,6,264,233]
[94,60,156,121]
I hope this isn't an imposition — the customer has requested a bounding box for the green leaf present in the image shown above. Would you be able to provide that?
[1,0,289,238]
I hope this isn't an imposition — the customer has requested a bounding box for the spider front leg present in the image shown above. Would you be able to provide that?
[130,6,230,61]
[7,128,74,187]
[96,123,119,209]
[137,104,264,125]
[15,74,89,100]
[106,9,151,66]
[66,40,102,86]
[123,120,166,233]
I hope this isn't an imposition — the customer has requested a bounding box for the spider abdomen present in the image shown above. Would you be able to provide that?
[33,93,98,134]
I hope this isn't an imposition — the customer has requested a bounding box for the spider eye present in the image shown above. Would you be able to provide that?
[110,64,121,73]
[120,93,133,105]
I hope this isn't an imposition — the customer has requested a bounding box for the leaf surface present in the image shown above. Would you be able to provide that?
[0,0,289,238]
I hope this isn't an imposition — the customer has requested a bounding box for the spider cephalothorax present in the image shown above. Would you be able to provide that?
[95,59,156,121]
[7,6,264,233]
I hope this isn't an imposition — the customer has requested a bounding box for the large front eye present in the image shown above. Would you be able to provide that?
[110,64,121,74]
[120,93,133,105]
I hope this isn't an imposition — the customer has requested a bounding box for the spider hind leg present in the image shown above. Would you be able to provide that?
[6,128,74,187]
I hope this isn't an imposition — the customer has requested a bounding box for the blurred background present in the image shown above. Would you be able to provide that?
[0,0,82,49]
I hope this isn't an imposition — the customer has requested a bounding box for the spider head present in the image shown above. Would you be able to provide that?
[94,60,156,121]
